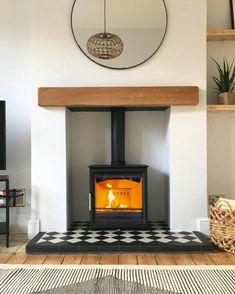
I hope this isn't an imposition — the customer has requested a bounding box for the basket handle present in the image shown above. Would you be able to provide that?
[215,199,233,212]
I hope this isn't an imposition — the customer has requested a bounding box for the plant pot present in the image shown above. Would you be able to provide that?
[218,92,235,105]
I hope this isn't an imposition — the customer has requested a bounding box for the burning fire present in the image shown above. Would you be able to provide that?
[106,183,127,209]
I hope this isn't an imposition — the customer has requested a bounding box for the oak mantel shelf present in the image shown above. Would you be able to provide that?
[207,105,235,112]
[38,86,199,109]
[207,29,235,41]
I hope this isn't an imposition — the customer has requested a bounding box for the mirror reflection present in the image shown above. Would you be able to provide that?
[71,0,168,69]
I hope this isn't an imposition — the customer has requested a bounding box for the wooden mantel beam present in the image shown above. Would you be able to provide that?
[38,86,199,108]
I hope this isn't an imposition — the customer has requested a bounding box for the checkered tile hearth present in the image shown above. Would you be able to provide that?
[26,221,214,253]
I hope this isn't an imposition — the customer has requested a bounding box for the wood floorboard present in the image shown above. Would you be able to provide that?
[100,254,119,265]
[43,255,65,265]
[24,255,47,265]
[173,254,195,265]
[6,254,29,264]
[208,253,234,265]
[225,253,235,264]
[155,254,176,265]
[190,253,215,265]
[0,253,13,263]
[81,255,100,265]
[137,254,157,265]
[119,254,138,265]
[1,252,235,265]
[62,255,83,265]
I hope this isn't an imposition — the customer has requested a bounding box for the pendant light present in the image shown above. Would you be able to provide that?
[86,0,123,59]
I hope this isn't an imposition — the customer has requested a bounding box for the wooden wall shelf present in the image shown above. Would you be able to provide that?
[207,105,235,112]
[207,29,235,41]
[38,87,199,109]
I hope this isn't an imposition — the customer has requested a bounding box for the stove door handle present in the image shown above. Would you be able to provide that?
[89,193,91,211]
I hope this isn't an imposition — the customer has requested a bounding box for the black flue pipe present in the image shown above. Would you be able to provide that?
[111,108,126,166]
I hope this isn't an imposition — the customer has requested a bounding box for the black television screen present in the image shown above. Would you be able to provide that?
[0,101,6,170]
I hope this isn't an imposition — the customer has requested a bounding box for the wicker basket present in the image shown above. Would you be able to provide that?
[210,199,235,253]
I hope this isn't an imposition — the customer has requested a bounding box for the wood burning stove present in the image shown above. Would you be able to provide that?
[89,164,148,229]
[89,108,148,229]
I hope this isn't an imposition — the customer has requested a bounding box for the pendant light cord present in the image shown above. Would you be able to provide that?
[104,0,107,33]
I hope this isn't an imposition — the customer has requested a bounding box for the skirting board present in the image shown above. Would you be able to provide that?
[197,218,210,235]
[28,219,40,240]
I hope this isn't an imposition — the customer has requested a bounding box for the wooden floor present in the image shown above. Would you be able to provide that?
[0,234,235,265]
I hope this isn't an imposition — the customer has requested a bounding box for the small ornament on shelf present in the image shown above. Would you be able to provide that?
[211,57,235,105]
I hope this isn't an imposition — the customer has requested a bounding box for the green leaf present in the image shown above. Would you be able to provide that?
[211,57,235,93]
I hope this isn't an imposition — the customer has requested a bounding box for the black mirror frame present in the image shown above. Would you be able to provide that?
[70,0,168,70]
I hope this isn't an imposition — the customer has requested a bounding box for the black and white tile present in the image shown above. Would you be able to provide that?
[26,221,214,253]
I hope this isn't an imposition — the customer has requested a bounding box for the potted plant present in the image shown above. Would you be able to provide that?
[211,57,235,105]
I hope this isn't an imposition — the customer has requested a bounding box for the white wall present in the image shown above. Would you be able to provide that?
[169,104,207,231]
[207,0,232,29]
[30,0,207,232]
[31,107,67,232]
[208,113,235,198]
[66,109,73,227]
[0,0,207,234]
[0,0,31,232]
[207,1,235,200]
[167,1,207,230]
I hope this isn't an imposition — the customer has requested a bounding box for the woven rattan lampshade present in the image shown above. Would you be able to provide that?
[86,0,123,60]
[86,32,123,59]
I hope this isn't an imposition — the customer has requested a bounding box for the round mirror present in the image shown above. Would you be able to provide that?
[71,0,168,69]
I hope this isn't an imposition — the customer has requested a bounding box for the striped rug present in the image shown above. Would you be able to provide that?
[0,265,234,294]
